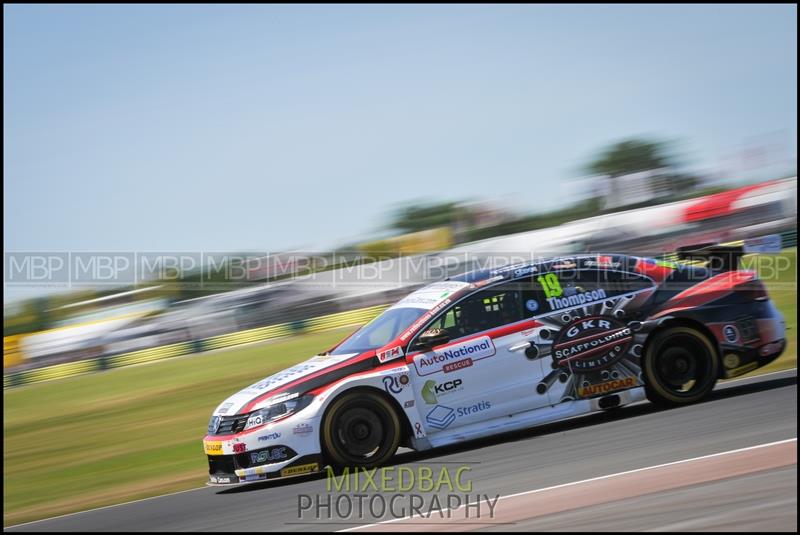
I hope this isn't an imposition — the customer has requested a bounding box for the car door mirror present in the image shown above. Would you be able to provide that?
[418,328,450,349]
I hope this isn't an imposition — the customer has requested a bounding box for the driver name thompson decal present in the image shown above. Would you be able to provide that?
[547,288,608,310]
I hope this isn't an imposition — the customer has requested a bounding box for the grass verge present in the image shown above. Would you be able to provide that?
[3,328,355,526]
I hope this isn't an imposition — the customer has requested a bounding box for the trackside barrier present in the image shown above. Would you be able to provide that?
[3,304,390,389]
[6,234,794,390]
[201,324,295,351]
[3,335,25,369]
[107,342,195,369]
[781,229,797,248]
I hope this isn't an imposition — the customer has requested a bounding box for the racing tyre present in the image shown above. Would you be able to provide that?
[322,390,401,469]
[643,326,719,406]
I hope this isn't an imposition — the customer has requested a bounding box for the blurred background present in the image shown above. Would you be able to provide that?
[3,3,797,527]
[3,173,797,374]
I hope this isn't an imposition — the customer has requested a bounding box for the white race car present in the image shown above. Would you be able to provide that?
[203,247,786,485]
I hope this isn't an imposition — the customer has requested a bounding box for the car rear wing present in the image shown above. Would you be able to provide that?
[673,234,783,272]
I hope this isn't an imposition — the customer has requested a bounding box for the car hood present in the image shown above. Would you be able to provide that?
[212,352,362,416]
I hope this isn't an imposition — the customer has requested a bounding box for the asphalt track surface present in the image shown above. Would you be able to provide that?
[8,370,797,532]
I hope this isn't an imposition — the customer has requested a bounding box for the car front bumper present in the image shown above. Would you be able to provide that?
[203,413,324,485]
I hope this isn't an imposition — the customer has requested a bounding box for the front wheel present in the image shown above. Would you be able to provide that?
[643,326,719,406]
[321,390,401,469]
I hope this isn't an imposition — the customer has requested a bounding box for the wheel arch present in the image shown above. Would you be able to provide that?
[643,316,722,377]
[319,385,414,459]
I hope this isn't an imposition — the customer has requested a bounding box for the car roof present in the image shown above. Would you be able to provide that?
[447,254,635,284]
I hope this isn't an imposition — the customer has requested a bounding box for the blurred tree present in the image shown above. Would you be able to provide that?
[389,201,462,234]
[586,138,674,177]
[585,138,699,205]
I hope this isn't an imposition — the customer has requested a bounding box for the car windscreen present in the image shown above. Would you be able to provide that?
[330,307,429,355]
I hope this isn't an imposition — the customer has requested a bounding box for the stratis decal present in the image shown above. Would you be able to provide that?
[413,336,496,376]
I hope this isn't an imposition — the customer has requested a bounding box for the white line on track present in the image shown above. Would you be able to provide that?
[337,438,798,532]
[6,367,796,530]
[720,367,797,385]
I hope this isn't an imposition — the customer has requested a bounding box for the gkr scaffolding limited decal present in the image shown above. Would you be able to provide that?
[413,336,496,376]
[533,305,644,402]
[552,317,633,372]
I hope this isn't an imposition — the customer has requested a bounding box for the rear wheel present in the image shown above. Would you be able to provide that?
[644,326,719,406]
[321,390,401,469]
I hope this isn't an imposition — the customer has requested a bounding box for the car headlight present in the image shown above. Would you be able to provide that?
[244,394,314,431]
[208,415,221,434]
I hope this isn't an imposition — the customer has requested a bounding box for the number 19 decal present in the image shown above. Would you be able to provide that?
[537,273,563,298]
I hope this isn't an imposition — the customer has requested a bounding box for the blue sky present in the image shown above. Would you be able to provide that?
[4,4,797,260]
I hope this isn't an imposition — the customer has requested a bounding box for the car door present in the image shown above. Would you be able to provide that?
[406,281,551,435]
[524,260,658,405]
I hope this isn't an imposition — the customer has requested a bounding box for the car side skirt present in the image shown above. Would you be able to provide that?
[422,387,647,449]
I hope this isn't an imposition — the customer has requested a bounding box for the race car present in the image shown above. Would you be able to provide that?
[202,237,787,485]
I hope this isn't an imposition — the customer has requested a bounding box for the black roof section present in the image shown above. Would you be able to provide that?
[448,254,644,284]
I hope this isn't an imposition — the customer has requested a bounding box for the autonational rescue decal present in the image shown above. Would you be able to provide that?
[413,336,496,376]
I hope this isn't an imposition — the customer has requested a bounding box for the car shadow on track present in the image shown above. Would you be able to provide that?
[216,373,796,495]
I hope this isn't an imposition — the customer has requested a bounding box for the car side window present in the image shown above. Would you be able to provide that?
[424,283,525,341]
[519,277,547,316]
[566,268,653,295]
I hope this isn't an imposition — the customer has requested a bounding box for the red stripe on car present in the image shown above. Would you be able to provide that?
[651,271,756,319]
